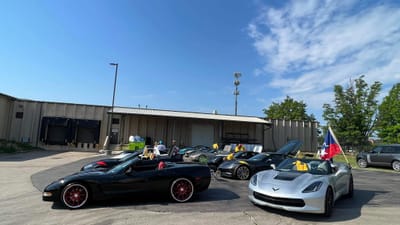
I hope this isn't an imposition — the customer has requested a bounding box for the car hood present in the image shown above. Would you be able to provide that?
[275,140,303,155]
[218,159,244,169]
[254,170,325,194]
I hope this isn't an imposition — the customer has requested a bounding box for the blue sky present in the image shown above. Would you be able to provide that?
[1,0,399,123]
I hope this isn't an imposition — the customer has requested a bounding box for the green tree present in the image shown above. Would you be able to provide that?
[322,75,382,149]
[376,83,400,143]
[263,96,315,121]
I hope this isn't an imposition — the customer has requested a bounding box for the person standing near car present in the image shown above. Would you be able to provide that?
[156,140,166,155]
[153,141,160,157]
[168,139,180,158]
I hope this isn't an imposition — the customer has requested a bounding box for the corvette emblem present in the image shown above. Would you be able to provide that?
[272,187,280,191]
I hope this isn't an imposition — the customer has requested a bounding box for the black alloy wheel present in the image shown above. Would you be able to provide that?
[323,187,334,217]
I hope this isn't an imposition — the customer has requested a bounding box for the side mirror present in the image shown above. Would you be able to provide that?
[271,164,276,170]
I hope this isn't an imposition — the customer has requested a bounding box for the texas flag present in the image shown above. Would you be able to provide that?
[320,126,342,160]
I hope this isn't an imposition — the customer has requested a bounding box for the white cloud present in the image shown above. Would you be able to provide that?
[248,0,400,121]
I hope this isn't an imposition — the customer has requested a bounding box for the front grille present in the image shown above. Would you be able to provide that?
[253,191,305,207]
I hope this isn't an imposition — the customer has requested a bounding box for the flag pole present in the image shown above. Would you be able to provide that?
[328,126,350,166]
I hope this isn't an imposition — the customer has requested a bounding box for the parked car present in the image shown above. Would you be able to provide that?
[356,144,400,171]
[182,148,218,163]
[248,158,353,216]
[208,151,259,171]
[43,158,211,209]
[217,140,303,180]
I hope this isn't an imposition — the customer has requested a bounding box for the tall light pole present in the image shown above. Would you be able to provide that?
[233,72,241,116]
[106,63,118,154]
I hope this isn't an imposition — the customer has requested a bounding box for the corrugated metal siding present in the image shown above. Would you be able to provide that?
[264,119,318,152]
[0,95,14,140]
[4,100,109,149]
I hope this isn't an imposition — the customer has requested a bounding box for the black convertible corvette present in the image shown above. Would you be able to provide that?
[217,140,303,180]
[43,158,211,209]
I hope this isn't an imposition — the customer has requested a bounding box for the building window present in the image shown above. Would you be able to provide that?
[16,112,23,119]
[112,118,120,124]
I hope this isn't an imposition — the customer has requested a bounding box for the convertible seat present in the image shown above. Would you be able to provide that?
[294,160,309,171]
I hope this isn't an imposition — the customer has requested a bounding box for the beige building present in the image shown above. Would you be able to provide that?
[0,93,319,152]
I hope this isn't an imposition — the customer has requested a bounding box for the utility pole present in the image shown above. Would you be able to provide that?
[233,72,241,116]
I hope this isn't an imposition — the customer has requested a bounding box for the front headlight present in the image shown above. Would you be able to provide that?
[250,174,258,186]
[302,181,323,193]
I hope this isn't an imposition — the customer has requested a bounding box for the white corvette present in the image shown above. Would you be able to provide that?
[248,158,353,216]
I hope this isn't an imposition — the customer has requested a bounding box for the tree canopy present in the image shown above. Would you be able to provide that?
[322,75,382,149]
[263,96,315,121]
[376,83,400,143]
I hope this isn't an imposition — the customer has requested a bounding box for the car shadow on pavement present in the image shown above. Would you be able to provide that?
[255,189,384,222]
[50,188,240,211]
[0,150,68,162]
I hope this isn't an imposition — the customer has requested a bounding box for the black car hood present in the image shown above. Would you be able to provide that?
[275,140,303,155]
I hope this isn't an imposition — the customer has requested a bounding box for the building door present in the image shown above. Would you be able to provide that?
[191,124,214,147]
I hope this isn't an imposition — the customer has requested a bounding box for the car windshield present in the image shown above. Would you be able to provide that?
[233,152,244,158]
[247,153,268,161]
[117,151,142,162]
[276,158,331,175]
[108,157,140,174]
[112,152,131,159]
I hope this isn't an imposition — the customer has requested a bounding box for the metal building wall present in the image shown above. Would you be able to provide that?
[120,115,204,147]
[119,114,265,148]
[264,119,319,152]
[8,101,42,145]
[0,94,14,140]
[5,100,110,150]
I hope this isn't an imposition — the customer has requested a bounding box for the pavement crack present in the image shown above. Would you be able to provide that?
[243,211,258,225]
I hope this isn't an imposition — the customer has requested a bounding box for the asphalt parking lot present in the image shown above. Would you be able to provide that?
[0,150,399,225]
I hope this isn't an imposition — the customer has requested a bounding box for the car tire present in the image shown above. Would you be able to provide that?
[392,160,400,172]
[170,178,194,203]
[357,158,368,168]
[61,183,89,209]
[323,187,334,217]
[236,165,250,180]
[345,175,354,198]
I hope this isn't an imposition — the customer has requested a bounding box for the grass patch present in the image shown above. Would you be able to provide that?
[0,139,40,153]
[333,154,357,168]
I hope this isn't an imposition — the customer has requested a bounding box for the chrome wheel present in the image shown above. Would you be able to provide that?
[392,161,400,172]
[170,178,194,203]
[62,183,89,209]
[236,166,250,180]
[357,159,368,168]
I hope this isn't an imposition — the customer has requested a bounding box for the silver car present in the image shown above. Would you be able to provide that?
[248,158,353,216]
